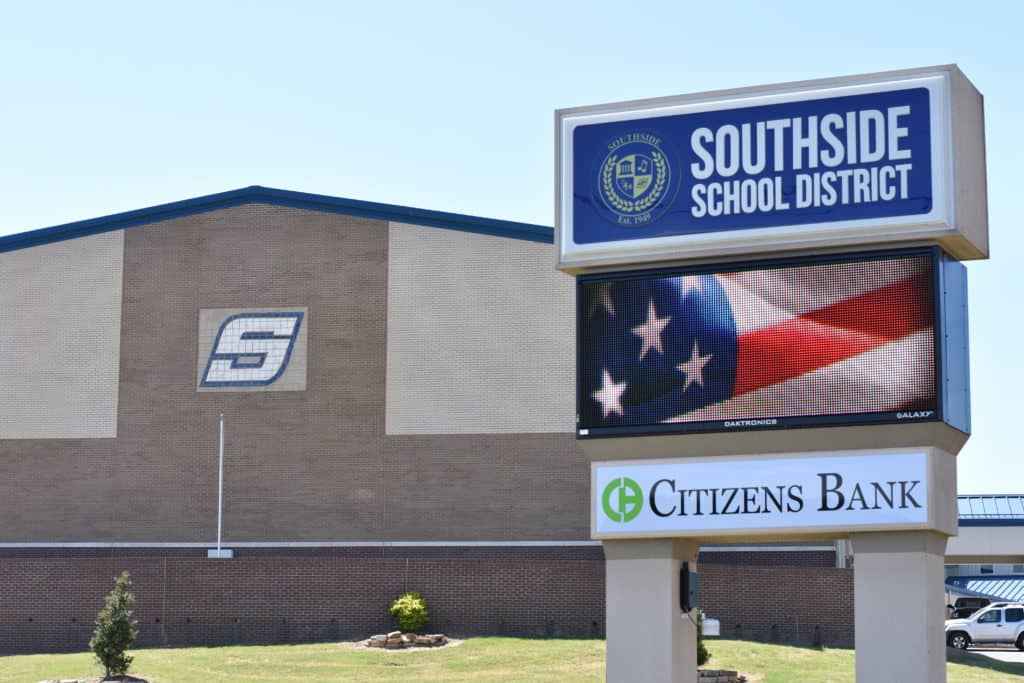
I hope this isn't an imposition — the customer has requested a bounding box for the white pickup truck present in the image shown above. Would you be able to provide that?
[945,604,1024,650]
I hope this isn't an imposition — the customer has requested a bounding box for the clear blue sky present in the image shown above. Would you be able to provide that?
[1,1,1020,493]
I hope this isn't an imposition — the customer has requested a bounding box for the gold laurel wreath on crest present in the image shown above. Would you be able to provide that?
[635,151,668,212]
[601,150,669,215]
[601,155,633,213]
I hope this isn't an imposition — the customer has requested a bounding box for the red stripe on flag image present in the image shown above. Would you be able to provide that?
[732,271,934,397]
[665,253,937,425]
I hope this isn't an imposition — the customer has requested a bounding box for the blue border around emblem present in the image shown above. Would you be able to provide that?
[200,311,305,388]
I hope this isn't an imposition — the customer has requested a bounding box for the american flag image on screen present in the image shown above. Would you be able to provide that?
[578,251,937,432]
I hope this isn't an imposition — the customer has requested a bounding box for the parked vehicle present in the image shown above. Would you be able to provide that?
[949,597,990,619]
[945,604,1024,650]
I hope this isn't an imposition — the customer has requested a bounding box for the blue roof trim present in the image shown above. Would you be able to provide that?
[959,519,1024,527]
[0,185,554,255]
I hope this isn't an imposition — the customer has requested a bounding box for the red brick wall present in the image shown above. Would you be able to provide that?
[0,555,606,654]
[700,550,836,568]
[0,555,854,654]
[701,564,854,648]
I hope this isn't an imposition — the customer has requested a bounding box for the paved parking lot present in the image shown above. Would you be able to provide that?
[970,647,1024,663]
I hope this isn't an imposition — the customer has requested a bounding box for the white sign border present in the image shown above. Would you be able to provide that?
[556,67,970,271]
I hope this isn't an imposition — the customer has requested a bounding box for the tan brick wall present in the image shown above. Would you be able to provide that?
[0,230,123,438]
[385,221,575,435]
[0,204,589,543]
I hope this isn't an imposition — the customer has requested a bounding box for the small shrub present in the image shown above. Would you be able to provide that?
[389,591,429,632]
[697,609,711,666]
[90,571,139,679]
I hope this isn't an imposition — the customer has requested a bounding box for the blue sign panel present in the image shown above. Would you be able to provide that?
[572,88,932,244]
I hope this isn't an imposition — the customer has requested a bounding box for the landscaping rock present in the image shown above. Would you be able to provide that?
[362,630,449,649]
[697,670,744,683]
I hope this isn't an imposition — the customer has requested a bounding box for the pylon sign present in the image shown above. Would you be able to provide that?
[559,66,988,683]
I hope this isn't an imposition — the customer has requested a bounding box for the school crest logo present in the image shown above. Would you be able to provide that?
[597,132,676,226]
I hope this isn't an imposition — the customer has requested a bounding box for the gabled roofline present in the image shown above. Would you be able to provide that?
[0,185,554,254]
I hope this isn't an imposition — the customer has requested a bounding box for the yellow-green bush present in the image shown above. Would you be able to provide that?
[389,591,429,632]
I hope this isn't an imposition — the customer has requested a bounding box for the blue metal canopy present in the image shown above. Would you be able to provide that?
[958,495,1024,526]
[946,576,1024,602]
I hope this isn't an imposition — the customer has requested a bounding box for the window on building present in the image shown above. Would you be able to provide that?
[980,565,994,574]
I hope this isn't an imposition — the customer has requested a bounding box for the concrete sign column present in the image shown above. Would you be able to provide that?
[850,531,949,682]
[604,538,700,683]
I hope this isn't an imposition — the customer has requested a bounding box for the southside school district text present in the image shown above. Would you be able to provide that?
[689,105,918,218]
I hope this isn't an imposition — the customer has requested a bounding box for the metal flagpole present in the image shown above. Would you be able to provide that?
[217,413,224,554]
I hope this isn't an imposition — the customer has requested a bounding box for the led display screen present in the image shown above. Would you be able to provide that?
[578,249,939,436]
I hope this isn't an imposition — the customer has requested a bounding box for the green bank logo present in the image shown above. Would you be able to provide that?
[601,477,644,523]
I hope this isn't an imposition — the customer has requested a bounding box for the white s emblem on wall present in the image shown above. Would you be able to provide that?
[199,311,306,389]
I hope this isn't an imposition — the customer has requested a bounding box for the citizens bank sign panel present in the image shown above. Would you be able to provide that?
[556,65,987,271]
[591,450,939,537]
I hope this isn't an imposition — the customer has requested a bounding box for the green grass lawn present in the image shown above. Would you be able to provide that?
[1,638,1022,682]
